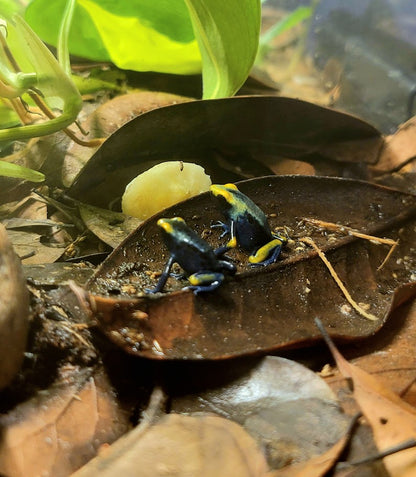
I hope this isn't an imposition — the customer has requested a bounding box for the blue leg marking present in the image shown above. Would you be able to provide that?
[211,221,230,238]
[145,256,175,294]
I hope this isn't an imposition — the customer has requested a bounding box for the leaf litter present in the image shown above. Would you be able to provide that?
[2,81,416,477]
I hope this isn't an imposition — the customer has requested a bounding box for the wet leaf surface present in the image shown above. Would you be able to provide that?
[169,356,349,469]
[0,367,130,477]
[68,96,382,207]
[86,176,416,359]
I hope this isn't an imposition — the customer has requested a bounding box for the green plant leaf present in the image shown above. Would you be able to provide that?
[25,0,201,74]
[0,160,45,182]
[184,0,261,98]
[0,14,83,141]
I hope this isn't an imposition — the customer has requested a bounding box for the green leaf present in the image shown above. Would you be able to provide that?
[0,160,45,182]
[0,14,83,141]
[25,0,201,74]
[184,0,261,98]
[0,0,24,18]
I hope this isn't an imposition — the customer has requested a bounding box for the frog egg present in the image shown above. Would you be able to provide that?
[121,161,211,220]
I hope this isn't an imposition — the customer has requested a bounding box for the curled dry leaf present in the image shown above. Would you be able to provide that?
[0,224,30,389]
[0,368,130,477]
[86,176,416,359]
[377,116,416,173]
[68,96,382,207]
[71,413,269,477]
[78,202,142,248]
[318,320,416,477]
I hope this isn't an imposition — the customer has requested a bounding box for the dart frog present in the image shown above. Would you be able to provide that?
[146,217,236,295]
[210,183,287,266]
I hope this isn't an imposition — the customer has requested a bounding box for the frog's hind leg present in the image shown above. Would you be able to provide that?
[184,272,225,294]
[248,237,284,266]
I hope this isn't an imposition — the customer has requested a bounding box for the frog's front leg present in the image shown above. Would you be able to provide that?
[146,255,175,294]
[211,220,231,239]
[248,236,284,266]
[184,271,225,294]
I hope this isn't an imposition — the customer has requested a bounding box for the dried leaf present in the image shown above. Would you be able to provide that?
[0,224,29,389]
[268,415,357,477]
[62,92,192,187]
[7,229,66,264]
[87,176,416,359]
[377,116,416,172]
[68,96,382,207]
[71,413,269,477]
[0,368,130,477]
[170,356,349,469]
[318,319,416,477]
[78,202,142,248]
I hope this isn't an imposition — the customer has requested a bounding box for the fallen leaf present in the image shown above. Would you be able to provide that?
[267,415,358,477]
[0,367,130,477]
[317,319,416,477]
[68,96,382,207]
[169,356,349,469]
[87,176,416,359]
[0,224,29,389]
[376,116,416,173]
[78,202,142,248]
[71,413,269,477]
[7,229,66,264]
[63,91,192,187]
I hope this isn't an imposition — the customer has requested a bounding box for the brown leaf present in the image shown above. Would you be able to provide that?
[318,319,416,477]
[377,116,416,172]
[71,413,269,477]
[68,96,382,207]
[0,224,29,389]
[0,368,130,477]
[267,416,357,477]
[87,176,416,359]
[169,356,349,470]
[62,92,192,187]
[7,229,66,264]
[78,202,142,248]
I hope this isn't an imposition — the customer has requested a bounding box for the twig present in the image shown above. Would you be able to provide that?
[339,438,416,468]
[301,237,379,321]
[302,217,399,271]
[302,218,397,246]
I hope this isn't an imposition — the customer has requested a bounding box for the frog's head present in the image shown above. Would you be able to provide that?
[157,217,186,236]
[210,183,240,210]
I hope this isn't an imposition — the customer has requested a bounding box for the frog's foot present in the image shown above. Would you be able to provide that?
[211,221,230,238]
[183,271,225,295]
[248,238,284,267]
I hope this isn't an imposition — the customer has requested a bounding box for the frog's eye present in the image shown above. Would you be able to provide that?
[157,217,186,233]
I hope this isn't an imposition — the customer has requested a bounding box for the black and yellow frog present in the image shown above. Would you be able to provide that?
[210,183,287,266]
[147,217,236,294]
